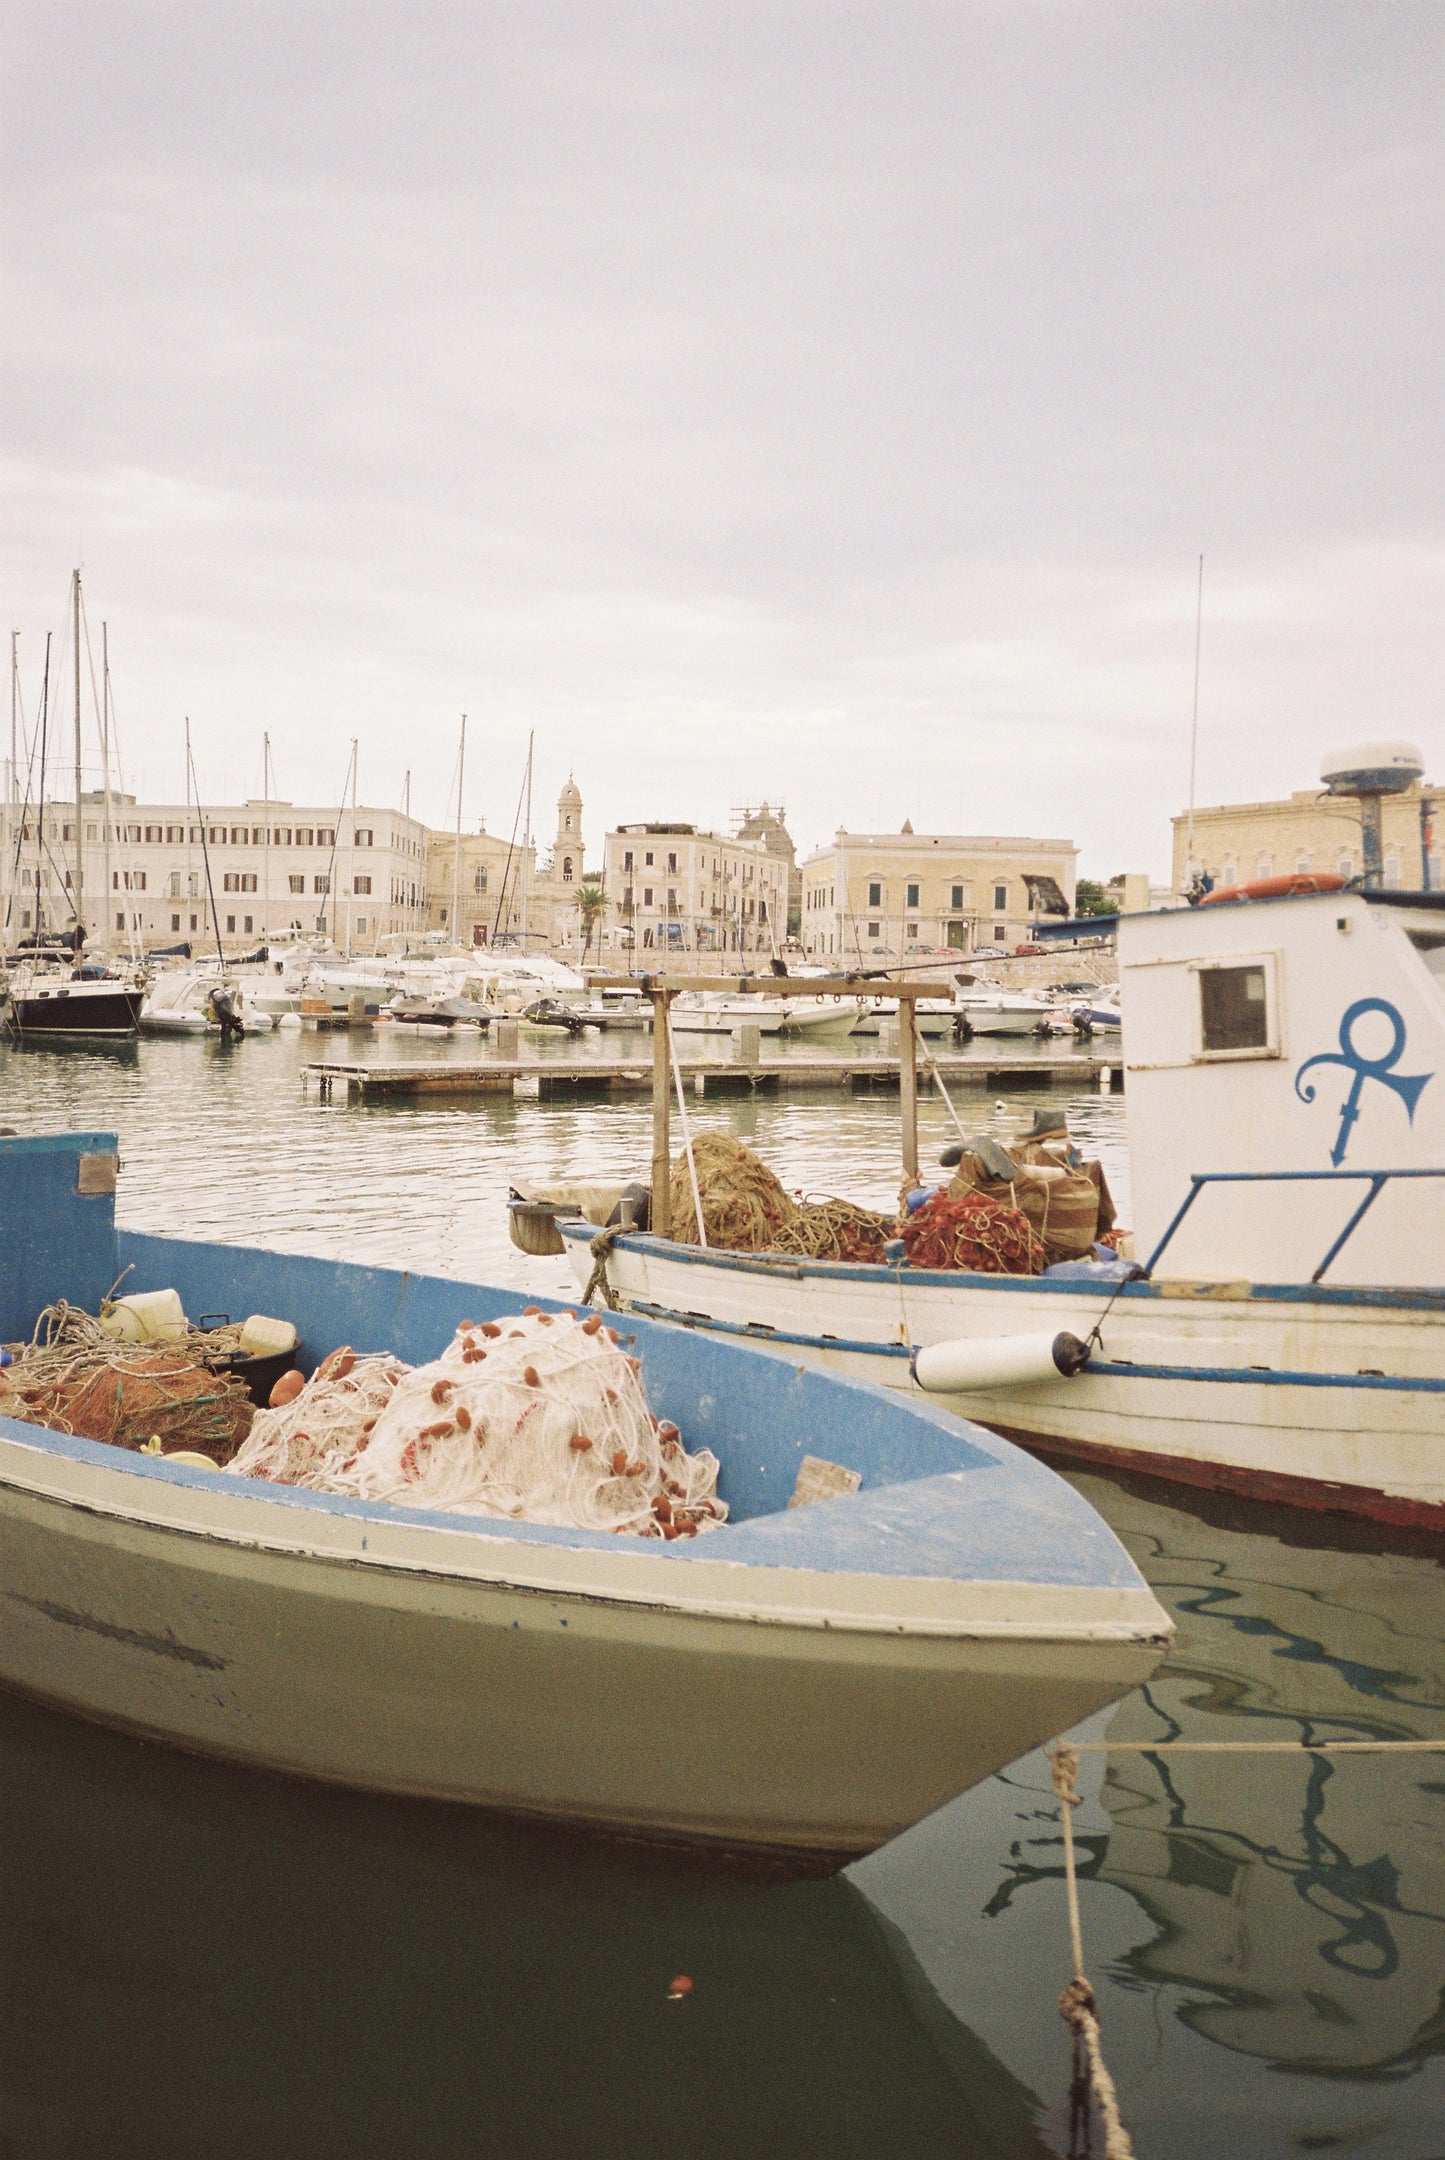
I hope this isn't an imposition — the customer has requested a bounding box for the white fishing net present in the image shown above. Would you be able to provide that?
[226,1349,410,1487]
[230,1310,728,1538]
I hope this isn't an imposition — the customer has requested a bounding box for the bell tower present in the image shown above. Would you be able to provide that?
[555,774,583,887]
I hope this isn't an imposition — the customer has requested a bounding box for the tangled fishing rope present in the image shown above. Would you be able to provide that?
[901,1190,1045,1274]
[0,1300,255,1461]
[230,1310,727,1537]
[769,1198,894,1263]
[668,1133,797,1250]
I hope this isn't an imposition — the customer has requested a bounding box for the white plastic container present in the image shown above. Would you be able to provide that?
[102,1288,187,1343]
[238,1314,299,1358]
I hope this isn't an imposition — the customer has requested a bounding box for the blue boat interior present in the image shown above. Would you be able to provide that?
[0,1132,1145,1591]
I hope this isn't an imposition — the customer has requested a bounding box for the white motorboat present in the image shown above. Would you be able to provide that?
[955,989,1059,1038]
[0,1130,1170,1859]
[142,969,274,1036]
[560,886,1445,1532]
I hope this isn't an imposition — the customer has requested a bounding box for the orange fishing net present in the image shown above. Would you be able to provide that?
[900,1190,1045,1275]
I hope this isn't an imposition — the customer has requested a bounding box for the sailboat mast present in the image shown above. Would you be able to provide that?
[403,767,412,939]
[346,738,359,955]
[100,622,114,951]
[72,569,83,939]
[37,635,51,939]
[1184,553,1204,890]
[520,730,533,950]
[3,631,15,935]
[451,714,466,947]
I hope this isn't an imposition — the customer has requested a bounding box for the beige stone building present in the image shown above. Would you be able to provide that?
[424,775,587,952]
[3,789,428,953]
[798,825,1079,959]
[1171,779,1443,899]
[598,823,787,955]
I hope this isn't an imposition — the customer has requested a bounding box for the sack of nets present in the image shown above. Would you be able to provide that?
[230,1310,728,1539]
[901,1189,1045,1275]
[668,1131,797,1250]
[0,1338,256,1461]
[768,1198,894,1263]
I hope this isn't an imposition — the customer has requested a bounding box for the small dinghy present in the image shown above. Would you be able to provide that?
[0,1131,1169,1859]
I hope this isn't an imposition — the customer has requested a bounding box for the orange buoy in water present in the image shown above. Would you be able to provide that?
[667,1975,693,2000]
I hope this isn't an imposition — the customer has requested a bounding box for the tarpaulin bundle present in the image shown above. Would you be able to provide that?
[901,1189,1046,1275]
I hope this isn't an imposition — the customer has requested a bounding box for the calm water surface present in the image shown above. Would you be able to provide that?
[2,1030,1441,2159]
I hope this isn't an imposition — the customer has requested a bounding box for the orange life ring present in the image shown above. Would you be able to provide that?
[1200,872,1346,906]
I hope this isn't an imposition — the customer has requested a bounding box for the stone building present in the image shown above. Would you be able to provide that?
[2,790,428,953]
[798,825,1079,960]
[424,775,587,952]
[1171,780,1443,898]
[733,801,801,936]
[598,823,787,954]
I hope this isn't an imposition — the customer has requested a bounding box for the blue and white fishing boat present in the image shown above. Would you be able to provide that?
[561,882,1445,1532]
[0,1130,1169,1859]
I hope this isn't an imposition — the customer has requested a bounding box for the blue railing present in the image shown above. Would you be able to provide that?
[1142,1167,1445,1285]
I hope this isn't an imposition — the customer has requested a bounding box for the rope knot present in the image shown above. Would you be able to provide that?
[1058,1975,1098,2029]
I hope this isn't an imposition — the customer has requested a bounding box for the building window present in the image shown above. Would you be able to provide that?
[295,827,313,847]
[1221,860,1237,886]
[1338,854,1354,880]
[643,887,654,906]
[994,925,1005,942]
[314,875,330,895]
[166,872,182,898]
[115,911,125,931]
[243,915,253,933]
[289,874,305,894]
[951,884,964,909]
[171,915,181,933]
[645,852,654,868]
[1295,854,1311,874]
[993,884,1007,912]
[223,872,240,892]
[317,827,335,847]
[353,875,372,895]
[190,914,198,931]
[905,882,920,908]
[867,920,880,938]
[623,850,634,872]
[355,829,373,848]
[241,872,257,892]
[230,827,246,845]
[562,857,573,882]
[226,914,236,933]
[474,867,489,893]
[356,917,367,933]
[1256,856,1273,880]
[144,824,161,843]
[667,852,678,873]
[1385,854,1401,886]
[867,882,881,907]
[907,922,918,939]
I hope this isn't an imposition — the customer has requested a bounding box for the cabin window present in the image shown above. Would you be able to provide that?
[1198,963,1271,1055]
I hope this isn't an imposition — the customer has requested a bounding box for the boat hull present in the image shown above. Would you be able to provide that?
[561,1228,1445,1531]
[0,1444,1157,1855]
[8,984,143,1036]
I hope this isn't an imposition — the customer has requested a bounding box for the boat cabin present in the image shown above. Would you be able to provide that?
[1120,889,1445,1288]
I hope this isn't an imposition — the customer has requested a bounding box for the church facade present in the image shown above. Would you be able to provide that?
[423,775,588,953]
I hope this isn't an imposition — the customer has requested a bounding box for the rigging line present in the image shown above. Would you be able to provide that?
[320,741,354,941]
[186,723,227,971]
[491,749,527,948]
[1184,552,1204,880]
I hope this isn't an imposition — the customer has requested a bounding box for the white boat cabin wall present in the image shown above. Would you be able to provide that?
[1121,891,1445,1288]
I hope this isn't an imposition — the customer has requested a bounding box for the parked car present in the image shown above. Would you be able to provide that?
[1014,942,1046,956]
[970,945,1006,959]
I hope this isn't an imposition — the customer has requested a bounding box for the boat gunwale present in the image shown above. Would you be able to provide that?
[0,1419,1168,1643]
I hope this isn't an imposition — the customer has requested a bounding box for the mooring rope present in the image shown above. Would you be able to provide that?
[1047,1733,1445,2158]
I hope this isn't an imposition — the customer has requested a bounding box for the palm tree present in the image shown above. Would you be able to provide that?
[577,872,608,959]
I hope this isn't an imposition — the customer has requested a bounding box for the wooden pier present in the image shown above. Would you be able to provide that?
[302,1052,1121,1104]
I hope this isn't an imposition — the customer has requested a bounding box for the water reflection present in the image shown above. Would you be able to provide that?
[0,1687,1048,2160]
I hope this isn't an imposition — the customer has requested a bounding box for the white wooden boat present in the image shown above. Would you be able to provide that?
[563,892,1445,1531]
[0,1131,1170,1858]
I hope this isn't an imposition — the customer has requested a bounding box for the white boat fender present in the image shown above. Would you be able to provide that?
[912,1329,1091,1393]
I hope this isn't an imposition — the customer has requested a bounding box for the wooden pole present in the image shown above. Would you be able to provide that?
[899,994,919,1187]
[651,988,672,1237]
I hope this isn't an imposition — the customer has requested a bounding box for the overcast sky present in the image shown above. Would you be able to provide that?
[4,2,1442,877]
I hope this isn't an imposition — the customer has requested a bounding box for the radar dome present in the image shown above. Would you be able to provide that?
[1320,742,1424,797]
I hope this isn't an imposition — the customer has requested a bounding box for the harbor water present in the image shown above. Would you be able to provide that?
[2,1028,1442,2159]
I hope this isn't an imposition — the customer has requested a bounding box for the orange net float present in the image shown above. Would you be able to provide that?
[900,1190,1046,1276]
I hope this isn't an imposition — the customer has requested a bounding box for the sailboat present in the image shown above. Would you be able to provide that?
[4,575,145,1040]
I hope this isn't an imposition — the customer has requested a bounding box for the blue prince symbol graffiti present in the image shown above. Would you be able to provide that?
[1294,998,1432,1166]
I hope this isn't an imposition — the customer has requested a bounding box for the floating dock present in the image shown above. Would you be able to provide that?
[302,1053,1122,1103]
